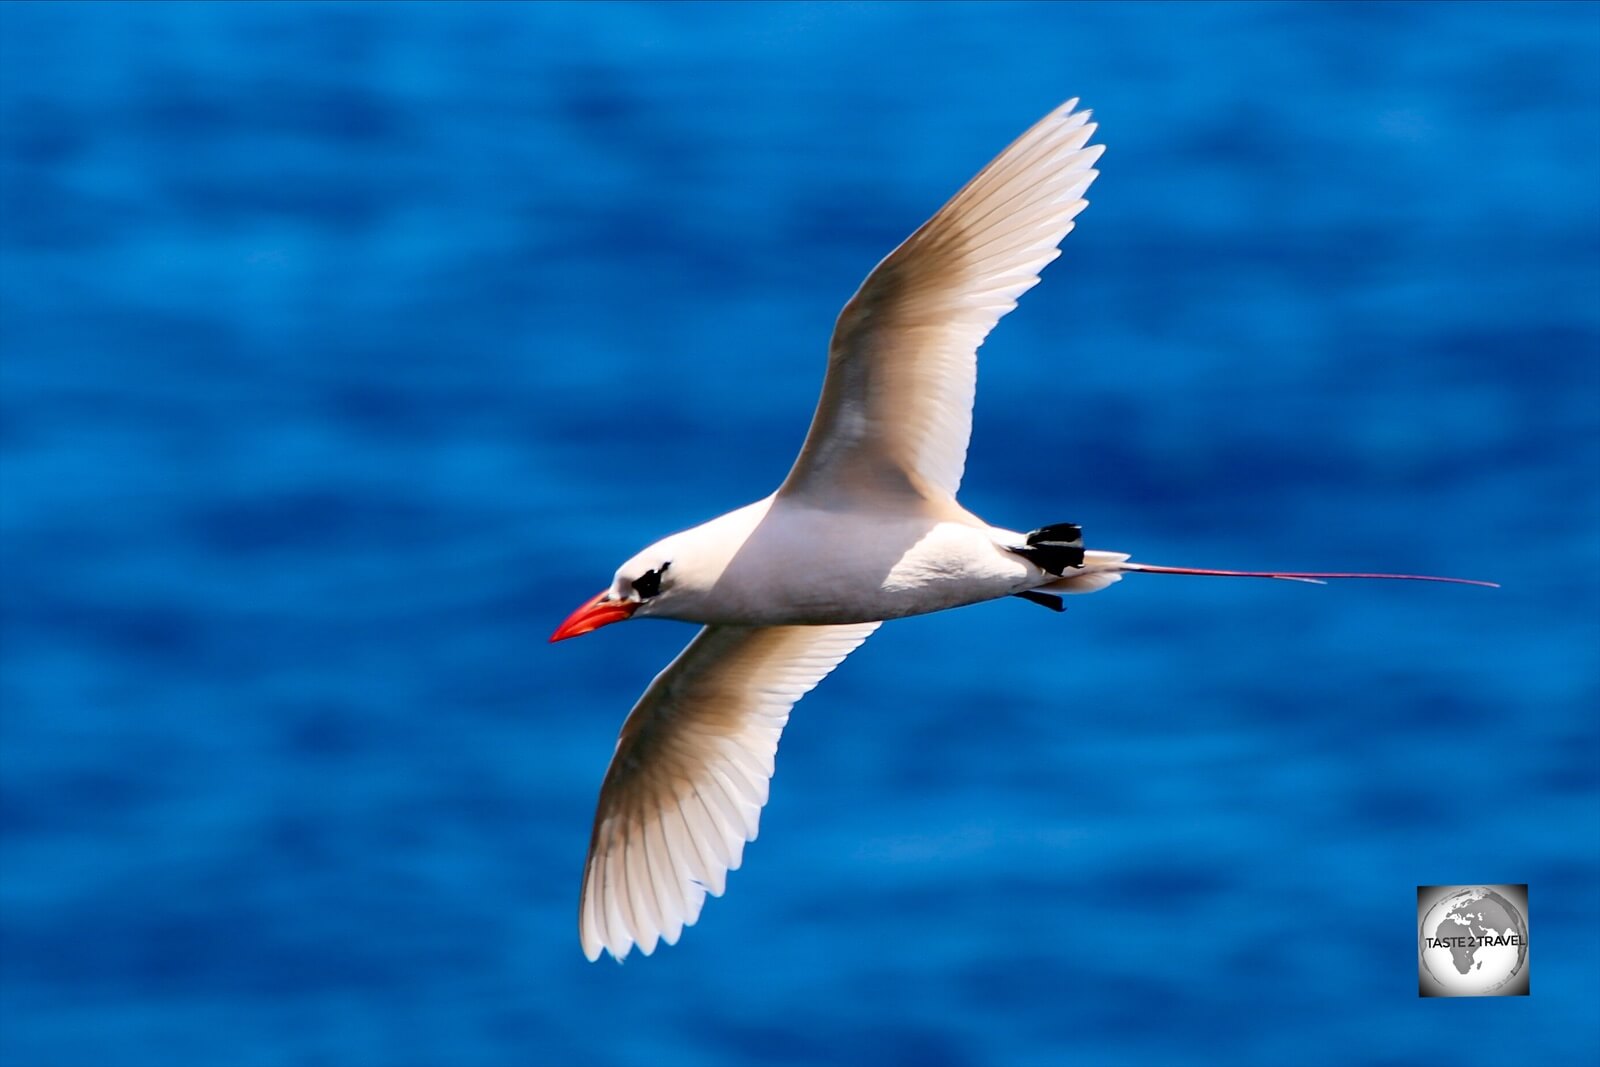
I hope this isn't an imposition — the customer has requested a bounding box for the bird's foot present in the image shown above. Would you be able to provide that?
[1012,590,1066,612]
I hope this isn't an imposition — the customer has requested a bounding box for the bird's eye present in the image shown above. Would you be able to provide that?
[630,562,669,599]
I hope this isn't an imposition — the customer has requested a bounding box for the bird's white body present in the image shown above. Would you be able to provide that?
[620,494,1126,627]
[550,99,1491,963]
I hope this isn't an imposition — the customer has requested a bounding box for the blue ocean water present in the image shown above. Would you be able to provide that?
[2,2,1597,1064]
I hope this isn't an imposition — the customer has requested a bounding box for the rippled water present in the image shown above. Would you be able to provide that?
[3,3,1597,1065]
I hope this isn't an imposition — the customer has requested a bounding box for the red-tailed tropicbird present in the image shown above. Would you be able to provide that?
[550,100,1496,962]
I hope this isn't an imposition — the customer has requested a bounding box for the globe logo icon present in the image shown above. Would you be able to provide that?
[1418,885,1529,997]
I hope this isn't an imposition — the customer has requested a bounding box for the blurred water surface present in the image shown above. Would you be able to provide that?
[2,3,1597,1065]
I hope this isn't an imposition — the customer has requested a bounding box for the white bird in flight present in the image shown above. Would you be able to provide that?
[551,99,1495,962]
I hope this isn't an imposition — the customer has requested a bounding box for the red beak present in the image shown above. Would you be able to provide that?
[550,591,637,643]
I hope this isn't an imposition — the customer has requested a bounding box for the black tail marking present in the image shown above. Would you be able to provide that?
[1011,522,1086,575]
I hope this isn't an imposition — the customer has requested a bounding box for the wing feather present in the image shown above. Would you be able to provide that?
[780,100,1103,503]
[579,622,879,961]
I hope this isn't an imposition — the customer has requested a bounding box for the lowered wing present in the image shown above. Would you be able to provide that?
[579,622,879,961]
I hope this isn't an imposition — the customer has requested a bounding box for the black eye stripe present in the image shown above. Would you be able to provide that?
[630,561,669,599]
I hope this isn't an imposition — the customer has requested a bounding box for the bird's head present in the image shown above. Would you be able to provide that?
[549,544,679,642]
[549,497,771,643]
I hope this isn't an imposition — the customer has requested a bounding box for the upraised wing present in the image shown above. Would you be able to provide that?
[579,622,879,962]
[780,99,1102,504]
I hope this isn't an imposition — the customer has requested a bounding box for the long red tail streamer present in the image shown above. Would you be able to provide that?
[1125,564,1499,588]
